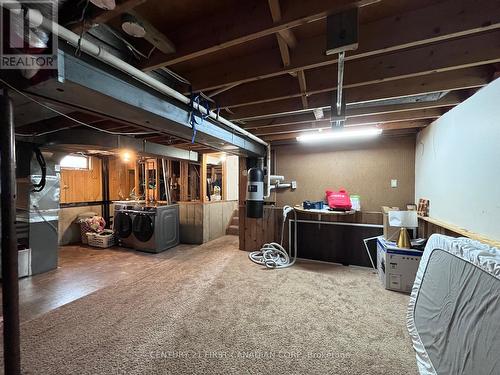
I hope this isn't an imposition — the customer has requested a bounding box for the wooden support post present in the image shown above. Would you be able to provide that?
[101,156,110,226]
[155,158,161,201]
[134,160,140,199]
[179,161,189,201]
[222,158,227,201]
[200,154,208,202]
[238,157,247,250]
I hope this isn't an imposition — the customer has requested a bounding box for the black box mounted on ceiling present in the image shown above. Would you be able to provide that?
[326,7,359,55]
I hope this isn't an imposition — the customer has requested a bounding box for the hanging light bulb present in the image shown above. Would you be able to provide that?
[120,150,135,163]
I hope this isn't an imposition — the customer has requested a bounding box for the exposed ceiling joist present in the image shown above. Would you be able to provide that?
[262,120,429,142]
[218,30,500,109]
[126,10,176,54]
[268,0,297,70]
[142,0,377,70]
[185,0,500,92]
[206,83,241,98]
[493,63,500,80]
[252,108,444,136]
[297,70,308,108]
[230,66,491,120]
[243,92,463,130]
[268,0,297,48]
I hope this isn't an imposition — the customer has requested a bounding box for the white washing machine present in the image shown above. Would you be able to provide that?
[113,201,179,253]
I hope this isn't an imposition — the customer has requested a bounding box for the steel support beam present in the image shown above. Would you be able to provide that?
[0,88,21,375]
[39,129,199,162]
[23,48,266,158]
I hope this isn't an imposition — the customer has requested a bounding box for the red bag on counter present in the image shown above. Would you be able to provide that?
[325,189,352,211]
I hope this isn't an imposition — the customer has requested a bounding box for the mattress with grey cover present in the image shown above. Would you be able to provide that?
[407,234,500,375]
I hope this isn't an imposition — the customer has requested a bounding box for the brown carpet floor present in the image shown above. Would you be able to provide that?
[2,236,417,374]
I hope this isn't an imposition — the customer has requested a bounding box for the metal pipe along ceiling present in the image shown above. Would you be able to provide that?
[0,1,268,148]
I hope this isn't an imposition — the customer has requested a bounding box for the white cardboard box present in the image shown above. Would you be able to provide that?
[377,237,422,293]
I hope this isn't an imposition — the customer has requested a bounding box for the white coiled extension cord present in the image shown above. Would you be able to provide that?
[248,206,297,269]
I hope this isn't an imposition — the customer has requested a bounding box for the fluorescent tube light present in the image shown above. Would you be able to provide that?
[296,128,382,143]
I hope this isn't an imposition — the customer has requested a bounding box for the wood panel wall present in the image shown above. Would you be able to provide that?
[179,200,238,244]
[109,158,135,201]
[272,135,416,211]
[239,136,415,256]
[239,205,382,252]
[60,157,102,203]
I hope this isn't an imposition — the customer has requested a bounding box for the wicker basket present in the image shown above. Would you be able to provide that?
[86,230,116,248]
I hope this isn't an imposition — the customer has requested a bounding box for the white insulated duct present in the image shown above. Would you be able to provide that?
[0,1,268,149]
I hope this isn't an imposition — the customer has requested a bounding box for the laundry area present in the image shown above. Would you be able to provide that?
[0,1,500,374]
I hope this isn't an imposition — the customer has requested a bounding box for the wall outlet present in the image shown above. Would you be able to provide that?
[291,180,297,189]
[391,179,398,188]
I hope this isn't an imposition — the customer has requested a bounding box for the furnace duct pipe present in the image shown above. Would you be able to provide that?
[0,88,21,375]
[0,1,268,149]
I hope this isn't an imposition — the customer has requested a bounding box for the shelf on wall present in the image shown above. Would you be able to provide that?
[418,216,500,248]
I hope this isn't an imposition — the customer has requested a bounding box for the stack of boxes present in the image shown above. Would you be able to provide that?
[377,206,423,294]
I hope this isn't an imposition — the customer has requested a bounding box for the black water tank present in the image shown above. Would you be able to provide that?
[246,167,264,218]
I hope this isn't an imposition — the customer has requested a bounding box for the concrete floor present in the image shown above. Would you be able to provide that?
[2,242,196,323]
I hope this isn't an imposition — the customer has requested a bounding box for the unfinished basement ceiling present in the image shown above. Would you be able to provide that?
[6,0,500,149]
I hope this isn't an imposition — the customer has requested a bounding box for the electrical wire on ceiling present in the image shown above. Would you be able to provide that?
[100,24,154,60]
[160,67,191,86]
[0,78,158,136]
[75,0,91,57]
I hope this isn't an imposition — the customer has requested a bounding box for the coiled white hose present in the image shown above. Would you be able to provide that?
[249,206,297,269]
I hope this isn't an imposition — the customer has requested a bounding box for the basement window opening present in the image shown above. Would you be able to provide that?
[60,154,91,170]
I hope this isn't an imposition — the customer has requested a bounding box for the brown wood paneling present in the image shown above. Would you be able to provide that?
[179,200,237,244]
[294,223,382,267]
[272,136,416,211]
[60,157,102,204]
[240,206,382,254]
[108,157,134,201]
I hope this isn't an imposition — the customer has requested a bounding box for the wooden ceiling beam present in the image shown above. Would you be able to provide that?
[217,30,500,109]
[297,70,308,109]
[142,0,376,70]
[262,120,430,142]
[229,66,490,120]
[127,10,176,54]
[252,108,443,136]
[268,0,297,70]
[185,0,500,92]
[268,0,297,48]
[244,92,462,130]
